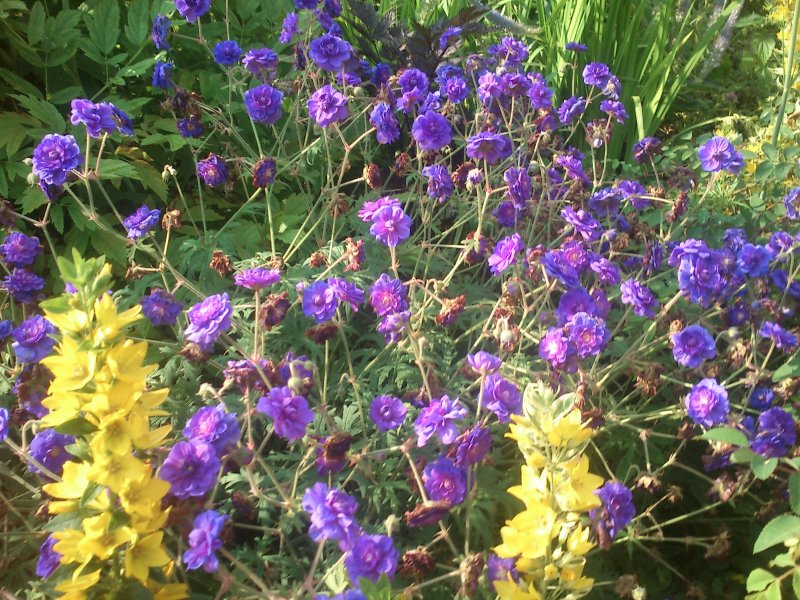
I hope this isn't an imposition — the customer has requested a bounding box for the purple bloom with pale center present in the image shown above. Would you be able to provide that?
[488,233,524,276]
[328,277,364,311]
[152,60,174,89]
[183,510,227,572]
[466,351,501,376]
[309,34,352,72]
[12,316,56,363]
[620,279,660,318]
[698,136,743,174]
[749,386,774,411]
[737,243,772,278]
[141,289,182,326]
[175,0,211,23]
[566,312,609,358]
[196,154,228,187]
[370,205,412,247]
[482,373,521,423]
[487,554,519,590]
[411,111,452,152]
[359,196,399,222]
[160,440,220,498]
[423,457,467,505]
[632,136,662,163]
[583,62,611,87]
[303,280,339,322]
[235,267,280,290]
[538,327,574,371]
[561,206,602,241]
[377,310,409,343]
[27,429,74,477]
[243,47,278,79]
[414,395,468,447]
[671,324,716,368]
[370,395,407,430]
[750,407,797,458]
[369,273,408,316]
[213,40,242,66]
[184,293,233,352]
[465,132,512,165]
[600,99,628,123]
[344,534,399,583]
[256,386,314,441]
[308,85,349,127]
[123,205,160,240]
[302,482,361,550]
[32,134,81,187]
[783,188,800,220]
[183,404,240,455]
[685,378,729,428]
[1,232,41,268]
[244,84,284,125]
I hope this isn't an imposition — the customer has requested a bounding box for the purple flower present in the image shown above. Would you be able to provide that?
[1,232,41,268]
[489,36,529,66]
[561,206,602,242]
[152,14,170,50]
[0,407,7,441]
[3,269,44,303]
[632,136,662,163]
[465,132,512,165]
[370,205,412,247]
[620,279,660,318]
[244,84,284,125]
[487,554,519,591]
[600,99,628,123]
[12,316,56,363]
[443,76,469,104]
[123,205,160,240]
[414,395,468,447]
[591,481,635,540]
[482,373,521,423]
[302,482,361,550]
[32,134,81,187]
[674,244,723,307]
[566,41,587,52]
[243,47,279,80]
[541,251,580,288]
[369,274,408,316]
[588,187,621,219]
[235,267,281,290]
[183,404,240,455]
[488,233,523,276]
[175,0,211,22]
[213,40,242,66]
[466,351,502,376]
[423,457,466,505]
[36,534,60,579]
[0,321,11,339]
[671,324,716,368]
[554,287,596,325]
[749,386,774,411]
[256,386,314,441]
[160,440,220,498]
[152,60,174,89]
[504,167,532,206]
[411,111,452,152]
[359,197,399,222]
[141,289,182,326]
[280,12,299,43]
[252,157,277,187]
[377,310,409,343]
[196,153,228,187]
[737,243,772,277]
[28,430,74,477]
[759,321,798,351]
[344,534,399,583]
[538,327,575,371]
[454,426,491,467]
[494,201,522,227]
[370,395,407,430]
[617,180,649,210]
[369,104,400,145]
[698,136,743,174]
[685,378,729,428]
[183,510,227,572]
[184,293,233,352]
[439,26,462,50]
[583,62,611,87]
[294,0,319,9]
[303,280,339,322]
[566,312,609,358]
[309,34,352,71]
[328,277,364,311]
[783,187,800,220]
[308,85,348,127]
[557,96,586,124]
[421,165,454,202]
[69,99,116,138]
[177,115,204,138]
[750,407,797,458]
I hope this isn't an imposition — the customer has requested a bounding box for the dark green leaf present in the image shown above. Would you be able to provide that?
[86,0,120,55]
[56,417,99,436]
[701,427,748,447]
[752,455,778,480]
[790,473,800,515]
[754,514,800,553]
[10,95,66,132]
[27,2,46,46]
[773,356,800,382]
[125,0,150,45]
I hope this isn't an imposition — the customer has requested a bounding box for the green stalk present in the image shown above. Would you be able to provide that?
[773,0,800,146]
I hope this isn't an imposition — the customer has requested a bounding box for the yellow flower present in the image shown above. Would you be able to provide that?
[53,529,89,565]
[104,340,155,383]
[544,409,593,447]
[566,525,595,556]
[91,410,136,455]
[495,500,557,560]
[561,455,603,512]
[88,452,148,493]
[40,393,86,428]
[494,578,543,600]
[93,293,141,345]
[148,582,190,600]
[78,512,133,560]
[54,568,101,599]
[41,337,97,392]
[43,308,90,336]
[507,465,547,508]
[125,531,170,582]
[130,506,170,535]
[120,472,171,520]
[560,561,594,591]
[43,461,91,514]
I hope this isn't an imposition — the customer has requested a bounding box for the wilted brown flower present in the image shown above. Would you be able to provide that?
[210,250,232,277]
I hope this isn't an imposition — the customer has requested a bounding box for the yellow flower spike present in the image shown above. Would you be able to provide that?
[82,380,146,420]
[93,294,141,345]
[138,388,170,412]
[494,578,543,600]
[120,472,171,520]
[567,526,595,556]
[105,340,156,383]
[54,568,101,599]
[495,500,557,560]
[125,531,170,582]
[88,452,148,494]
[561,455,604,512]
[91,410,140,456]
[77,512,133,560]
[43,309,90,336]
[545,409,594,448]
[507,465,548,508]
[41,338,97,392]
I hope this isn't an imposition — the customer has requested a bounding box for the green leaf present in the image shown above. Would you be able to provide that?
[56,417,99,436]
[98,159,141,180]
[27,1,46,46]
[754,514,800,553]
[86,0,120,56]
[10,95,65,132]
[752,455,778,480]
[789,473,800,515]
[124,0,150,45]
[747,569,775,592]
[762,143,779,163]
[773,356,800,381]
[793,569,800,600]
[133,160,167,201]
[701,427,748,447]
[50,203,64,234]
[79,483,102,509]
[19,185,47,215]
[358,574,392,600]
